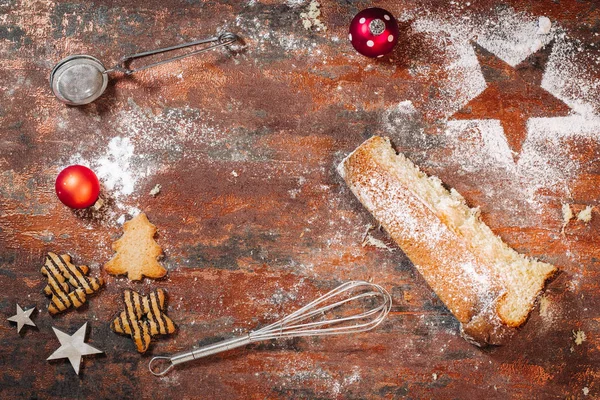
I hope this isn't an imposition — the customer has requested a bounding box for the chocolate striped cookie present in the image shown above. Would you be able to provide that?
[111,288,176,353]
[41,252,104,315]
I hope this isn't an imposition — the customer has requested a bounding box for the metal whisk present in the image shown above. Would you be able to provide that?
[149,281,392,376]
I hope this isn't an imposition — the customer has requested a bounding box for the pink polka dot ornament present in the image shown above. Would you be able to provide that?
[348,7,399,58]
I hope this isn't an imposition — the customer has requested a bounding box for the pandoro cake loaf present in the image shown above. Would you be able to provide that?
[337,136,557,346]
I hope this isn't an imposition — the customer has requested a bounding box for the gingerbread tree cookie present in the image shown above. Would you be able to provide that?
[41,252,104,314]
[111,288,176,353]
[104,213,166,281]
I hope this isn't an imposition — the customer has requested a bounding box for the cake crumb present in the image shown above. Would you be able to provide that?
[231,170,238,177]
[561,203,573,233]
[300,1,327,31]
[583,387,589,396]
[577,206,593,223]
[92,197,104,211]
[149,184,161,197]
[432,373,438,381]
[537,16,552,35]
[363,233,394,252]
[573,329,586,345]
[361,224,394,251]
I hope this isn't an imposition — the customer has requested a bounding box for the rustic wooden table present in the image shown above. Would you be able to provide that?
[1,0,599,398]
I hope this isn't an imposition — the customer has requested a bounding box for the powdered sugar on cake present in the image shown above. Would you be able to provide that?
[338,142,496,316]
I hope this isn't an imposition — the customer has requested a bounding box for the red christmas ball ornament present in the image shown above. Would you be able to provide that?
[55,165,100,209]
[349,7,399,58]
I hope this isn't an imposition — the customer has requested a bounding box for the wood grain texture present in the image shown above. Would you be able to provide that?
[1,0,599,399]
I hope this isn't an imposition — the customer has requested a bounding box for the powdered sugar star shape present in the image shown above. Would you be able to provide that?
[452,40,571,160]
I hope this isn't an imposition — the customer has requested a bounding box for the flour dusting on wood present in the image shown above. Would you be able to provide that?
[386,6,600,221]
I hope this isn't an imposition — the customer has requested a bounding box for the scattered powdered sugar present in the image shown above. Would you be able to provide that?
[390,100,418,115]
[95,137,136,197]
[285,0,306,6]
[444,120,514,169]
[330,366,361,396]
[439,116,598,210]
[231,0,331,60]
[407,6,599,117]
[538,294,562,333]
[407,7,558,119]
[474,9,549,66]
[383,100,421,134]
[65,100,216,216]
[114,100,211,151]
[68,135,148,217]
[278,357,361,397]
[234,15,313,55]
[387,6,600,215]
[542,40,600,118]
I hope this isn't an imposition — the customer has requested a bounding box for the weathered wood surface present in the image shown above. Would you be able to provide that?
[1,0,599,398]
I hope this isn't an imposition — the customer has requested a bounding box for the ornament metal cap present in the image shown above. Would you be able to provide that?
[369,19,386,36]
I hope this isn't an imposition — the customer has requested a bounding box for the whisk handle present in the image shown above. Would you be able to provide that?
[150,335,252,376]
[173,335,252,365]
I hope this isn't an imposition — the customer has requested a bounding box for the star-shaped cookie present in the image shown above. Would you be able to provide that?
[111,289,176,353]
[41,252,104,314]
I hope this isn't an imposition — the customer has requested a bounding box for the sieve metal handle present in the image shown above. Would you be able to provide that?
[107,32,238,75]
